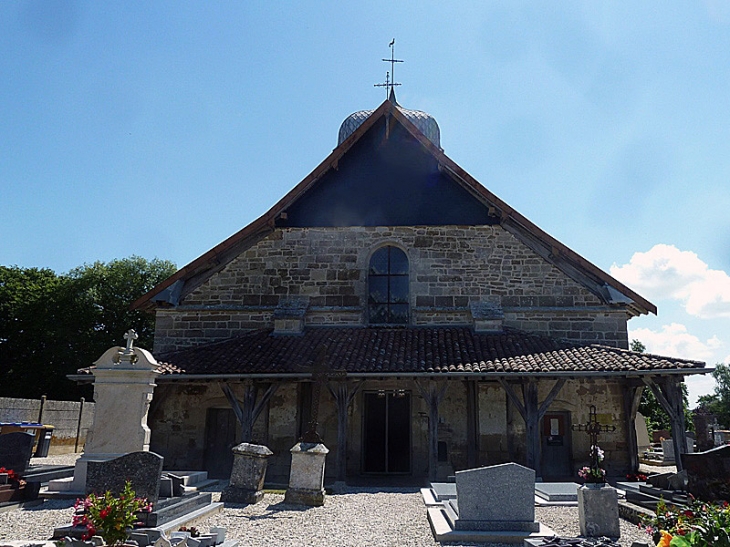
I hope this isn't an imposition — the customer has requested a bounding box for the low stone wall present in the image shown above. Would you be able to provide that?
[0,397,95,454]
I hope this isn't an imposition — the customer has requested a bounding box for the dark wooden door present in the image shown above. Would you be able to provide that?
[204,408,238,479]
[363,392,411,473]
[541,411,572,480]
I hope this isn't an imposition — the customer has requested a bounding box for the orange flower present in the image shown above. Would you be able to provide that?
[658,530,673,547]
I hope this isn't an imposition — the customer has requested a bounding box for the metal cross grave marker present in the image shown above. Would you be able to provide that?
[572,404,616,476]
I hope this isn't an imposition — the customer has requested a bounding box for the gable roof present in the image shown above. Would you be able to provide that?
[76,327,705,379]
[132,98,656,316]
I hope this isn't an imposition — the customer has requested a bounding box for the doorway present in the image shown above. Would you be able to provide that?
[363,391,411,473]
[541,411,572,480]
[204,408,238,479]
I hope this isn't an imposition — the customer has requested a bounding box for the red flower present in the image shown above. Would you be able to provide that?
[99,507,111,519]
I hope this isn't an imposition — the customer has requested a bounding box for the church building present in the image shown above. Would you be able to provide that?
[130,89,705,485]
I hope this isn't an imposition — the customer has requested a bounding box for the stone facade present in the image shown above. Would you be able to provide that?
[149,376,631,483]
[154,225,624,354]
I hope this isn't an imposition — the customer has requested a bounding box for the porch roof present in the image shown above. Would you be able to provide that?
[83,327,706,378]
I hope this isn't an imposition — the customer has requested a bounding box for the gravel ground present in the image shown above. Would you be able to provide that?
[0,453,654,546]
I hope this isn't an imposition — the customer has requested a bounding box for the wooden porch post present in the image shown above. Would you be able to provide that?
[623,380,644,473]
[222,381,279,443]
[499,377,565,478]
[466,379,480,468]
[327,380,363,483]
[643,376,688,471]
[415,379,448,482]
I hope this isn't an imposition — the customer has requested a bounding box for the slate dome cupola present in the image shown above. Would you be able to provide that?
[337,91,441,148]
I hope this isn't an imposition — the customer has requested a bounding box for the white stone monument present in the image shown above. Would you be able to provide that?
[284,442,329,506]
[47,330,160,495]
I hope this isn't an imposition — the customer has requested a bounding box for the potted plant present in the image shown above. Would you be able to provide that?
[578,444,606,486]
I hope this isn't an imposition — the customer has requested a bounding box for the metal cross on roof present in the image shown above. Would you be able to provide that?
[374,39,403,99]
[300,344,346,444]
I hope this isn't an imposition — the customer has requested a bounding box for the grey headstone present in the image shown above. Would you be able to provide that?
[168,473,184,497]
[159,475,173,498]
[667,469,688,491]
[209,527,226,545]
[86,451,164,504]
[682,445,730,501]
[0,432,35,473]
[454,463,538,531]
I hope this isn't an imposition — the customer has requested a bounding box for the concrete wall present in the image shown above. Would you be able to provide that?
[0,397,95,454]
[154,225,626,353]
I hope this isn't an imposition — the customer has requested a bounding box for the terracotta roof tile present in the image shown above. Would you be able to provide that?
[137,327,705,377]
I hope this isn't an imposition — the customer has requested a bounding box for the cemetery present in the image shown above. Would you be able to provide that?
[0,332,728,547]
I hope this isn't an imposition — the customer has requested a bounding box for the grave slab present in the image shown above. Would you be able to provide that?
[431,482,457,501]
[534,482,580,502]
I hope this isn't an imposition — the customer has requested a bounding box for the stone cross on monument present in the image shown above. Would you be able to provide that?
[301,344,346,444]
[122,329,138,356]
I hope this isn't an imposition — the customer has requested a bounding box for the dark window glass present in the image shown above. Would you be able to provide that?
[369,247,389,275]
[368,246,409,324]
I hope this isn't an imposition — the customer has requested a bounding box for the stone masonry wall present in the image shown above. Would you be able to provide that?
[154,225,625,353]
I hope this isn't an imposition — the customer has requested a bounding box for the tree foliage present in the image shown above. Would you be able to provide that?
[0,257,176,400]
[632,339,693,434]
[696,363,730,428]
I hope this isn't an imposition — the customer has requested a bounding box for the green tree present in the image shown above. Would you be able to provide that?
[0,257,175,400]
[696,363,730,428]
[632,339,693,434]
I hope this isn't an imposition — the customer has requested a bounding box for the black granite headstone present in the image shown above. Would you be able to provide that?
[682,445,730,502]
[86,451,164,504]
[0,432,35,473]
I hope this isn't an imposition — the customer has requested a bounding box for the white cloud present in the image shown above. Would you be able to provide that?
[630,323,722,362]
[611,244,730,319]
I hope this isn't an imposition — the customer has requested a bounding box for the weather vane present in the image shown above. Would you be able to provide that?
[374,39,403,98]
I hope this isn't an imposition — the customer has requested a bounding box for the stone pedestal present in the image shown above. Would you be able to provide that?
[284,442,328,506]
[577,484,620,538]
[46,336,160,496]
[220,442,273,504]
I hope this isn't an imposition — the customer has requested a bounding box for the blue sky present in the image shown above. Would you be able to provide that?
[2,2,729,405]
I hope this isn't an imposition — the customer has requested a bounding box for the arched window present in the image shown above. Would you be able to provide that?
[368,246,409,324]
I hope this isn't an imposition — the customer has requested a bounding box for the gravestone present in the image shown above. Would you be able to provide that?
[635,412,651,453]
[0,432,35,473]
[221,442,273,504]
[682,445,730,502]
[451,463,538,532]
[86,451,164,504]
[285,442,329,506]
[577,485,620,537]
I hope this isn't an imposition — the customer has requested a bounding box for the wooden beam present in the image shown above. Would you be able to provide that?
[222,381,279,443]
[466,380,480,468]
[643,376,688,471]
[623,383,644,473]
[327,380,364,483]
[415,379,448,482]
